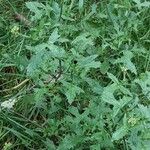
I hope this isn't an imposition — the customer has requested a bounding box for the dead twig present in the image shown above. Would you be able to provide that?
[14,13,31,27]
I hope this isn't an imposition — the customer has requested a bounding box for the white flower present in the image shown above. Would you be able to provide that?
[1,98,16,109]
[121,66,127,72]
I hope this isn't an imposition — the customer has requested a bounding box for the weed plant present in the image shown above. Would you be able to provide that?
[0,0,150,149]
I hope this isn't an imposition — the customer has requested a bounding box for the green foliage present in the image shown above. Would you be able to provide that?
[0,0,150,149]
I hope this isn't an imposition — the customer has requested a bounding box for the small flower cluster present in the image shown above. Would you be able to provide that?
[3,142,12,150]
[1,98,16,110]
[11,25,19,36]
[128,117,139,126]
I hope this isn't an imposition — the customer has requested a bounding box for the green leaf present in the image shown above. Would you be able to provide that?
[102,83,120,106]
[57,135,76,150]
[44,139,56,150]
[112,126,128,141]
[84,77,103,95]
[27,44,47,77]
[84,3,97,20]
[90,144,101,150]
[47,44,65,58]
[72,33,94,51]
[34,88,47,107]
[26,43,65,78]
[51,2,61,19]
[107,72,119,84]
[100,60,110,74]
[113,96,131,117]
[48,28,60,44]
[115,51,137,74]
[61,15,75,21]
[134,72,150,98]
[79,0,84,10]
[138,104,150,121]
[140,1,150,7]
[78,55,101,69]
[119,85,132,96]
[62,81,84,104]
[26,2,44,21]
[133,0,150,9]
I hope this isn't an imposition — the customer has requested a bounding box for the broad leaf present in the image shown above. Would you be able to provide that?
[62,81,84,104]
[84,77,103,95]
[115,51,137,74]
[48,28,60,44]
[102,83,120,106]
[138,104,150,121]
[135,72,150,98]
[26,2,44,21]
[112,126,128,141]
[78,55,101,69]
[107,72,119,84]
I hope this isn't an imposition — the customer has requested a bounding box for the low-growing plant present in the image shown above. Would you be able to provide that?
[0,0,150,150]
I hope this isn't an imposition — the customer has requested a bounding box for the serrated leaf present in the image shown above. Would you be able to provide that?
[102,84,120,106]
[132,0,140,4]
[84,61,101,69]
[34,88,47,107]
[112,126,128,141]
[61,15,75,21]
[44,139,56,150]
[84,77,103,95]
[138,104,150,121]
[78,55,101,69]
[120,96,131,107]
[51,2,61,19]
[140,1,150,7]
[107,72,119,84]
[84,3,97,20]
[113,96,131,117]
[133,0,150,9]
[100,60,110,74]
[119,85,132,96]
[72,33,94,51]
[48,28,60,44]
[26,43,65,77]
[26,44,48,77]
[47,44,65,58]
[62,82,84,104]
[26,2,44,21]
[57,135,74,150]
[90,144,101,150]
[115,51,137,74]
[68,106,79,117]
[134,72,150,98]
